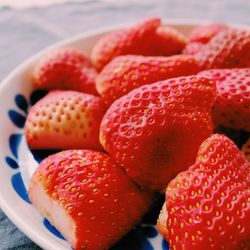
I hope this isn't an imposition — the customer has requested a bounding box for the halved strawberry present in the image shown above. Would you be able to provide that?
[195,29,250,69]
[198,68,250,131]
[24,90,106,150]
[157,134,250,250]
[29,150,152,250]
[96,55,200,105]
[100,76,216,191]
[33,48,98,95]
[189,23,229,43]
[242,137,250,163]
[91,18,187,70]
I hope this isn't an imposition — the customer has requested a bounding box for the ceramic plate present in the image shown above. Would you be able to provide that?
[0,19,249,250]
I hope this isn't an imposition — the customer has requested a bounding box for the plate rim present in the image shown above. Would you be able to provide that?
[0,18,250,250]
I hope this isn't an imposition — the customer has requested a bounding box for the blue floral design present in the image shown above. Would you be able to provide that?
[141,226,158,238]
[11,173,31,204]
[5,156,19,169]
[162,239,170,250]
[6,89,168,249]
[15,94,28,114]
[112,227,154,250]
[8,110,26,128]
[43,219,65,240]
[9,134,22,158]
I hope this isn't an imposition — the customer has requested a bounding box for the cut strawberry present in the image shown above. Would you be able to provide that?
[242,137,250,163]
[33,48,98,95]
[198,68,250,131]
[157,134,250,250]
[189,23,229,43]
[100,76,216,191]
[96,55,200,105]
[91,18,187,70]
[25,90,106,150]
[195,29,250,69]
[29,150,152,250]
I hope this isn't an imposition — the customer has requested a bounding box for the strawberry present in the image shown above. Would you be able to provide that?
[153,25,187,55]
[157,134,250,250]
[91,17,187,70]
[24,90,106,150]
[242,137,250,163]
[29,150,152,250]
[195,29,250,69]
[100,76,216,191]
[182,42,205,55]
[198,68,250,131]
[96,55,200,105]
[33,48,98,95]
[183,23,229,56]
[189,23,229,43]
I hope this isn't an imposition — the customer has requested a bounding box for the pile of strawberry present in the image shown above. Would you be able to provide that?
[26,18,250,250]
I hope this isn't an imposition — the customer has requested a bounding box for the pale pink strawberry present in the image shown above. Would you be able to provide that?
[25,90,106,150]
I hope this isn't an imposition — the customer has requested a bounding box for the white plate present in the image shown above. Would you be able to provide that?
[0,19,249,250]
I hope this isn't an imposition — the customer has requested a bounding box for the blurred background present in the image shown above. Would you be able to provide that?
[1,0,250,82]
[0,0,250,249]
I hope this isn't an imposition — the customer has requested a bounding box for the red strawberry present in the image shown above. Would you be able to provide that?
[242,137,250,163]
[189,23,229,43]
[100,76,216,191]
[195,29,250,69]
[29,150,152,250]
[157,134,250,250]
[96,55,200,105]
[91,18,187,70]
[24,90,106,150]
[153,25,187,55]
[33,48,98,95]
[182,42,205,55]
[198,68,250,131]
[183,23,229,56]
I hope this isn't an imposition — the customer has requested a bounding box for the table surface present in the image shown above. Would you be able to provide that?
[1,0,250,249]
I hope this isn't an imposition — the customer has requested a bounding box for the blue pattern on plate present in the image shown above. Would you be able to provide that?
[162,239,169,250]
[6,90,168,249]
[15,94,28,114]
[43,219,65,240]
[29,89,48,106]
[112,227,154,250]
[9,134,22,158]
[5,156,19,169]
[141,226,158,238]
[11,172,31,204]
[8,110,26,128]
